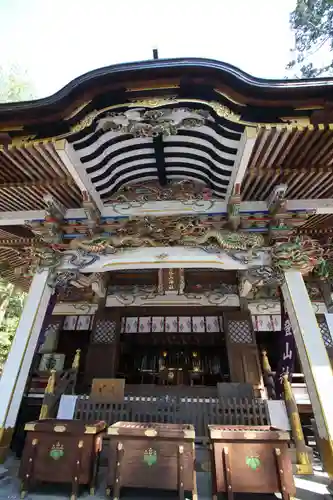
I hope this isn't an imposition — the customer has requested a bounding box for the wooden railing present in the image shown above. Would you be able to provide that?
[74,396,270,440]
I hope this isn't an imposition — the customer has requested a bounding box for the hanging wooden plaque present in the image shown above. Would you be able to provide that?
[90,378,125,402]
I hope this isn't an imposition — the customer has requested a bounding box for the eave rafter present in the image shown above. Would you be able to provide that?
[242,123,333,201]
[248,165,333,175]
[0,178,75,212]
[0,142,82,211]
[0,178,72,190]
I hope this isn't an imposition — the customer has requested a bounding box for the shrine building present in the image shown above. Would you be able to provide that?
[1,56,333,480]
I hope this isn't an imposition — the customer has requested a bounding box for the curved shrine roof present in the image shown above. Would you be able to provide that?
[0,58,333,291]
[0,57,333,128]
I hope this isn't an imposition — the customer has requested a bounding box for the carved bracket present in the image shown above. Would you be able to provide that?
[238,267,284,298]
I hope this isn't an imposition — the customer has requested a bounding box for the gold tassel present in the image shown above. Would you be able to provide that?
[39,370,56,420]
[262,350,272,372]
[282,373,293,401]
[45,369,56,394]
[39,404,49,420]
[283,375,312,471]
[72,349,81,369]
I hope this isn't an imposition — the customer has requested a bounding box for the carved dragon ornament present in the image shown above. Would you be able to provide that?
[2,227,332,289]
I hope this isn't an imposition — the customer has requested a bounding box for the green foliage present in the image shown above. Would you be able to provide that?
[288,0,333,77]
[0,64,34,103]
[0,282,25,368]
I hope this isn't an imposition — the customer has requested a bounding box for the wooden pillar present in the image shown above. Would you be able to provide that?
[84,299,120,387]
[282,270,333,477]
[224,311,264,398]
[283,374,312,474]
[0,271,52,463]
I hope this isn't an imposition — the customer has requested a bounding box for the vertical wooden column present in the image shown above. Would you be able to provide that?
[224,311,264,398]
[84,299,121,387]
[0,271,52,463]
[282,270,333,477]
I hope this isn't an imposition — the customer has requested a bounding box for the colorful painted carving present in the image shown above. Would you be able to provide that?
[98,107,208,138]
[2,207,333,286]
[271,236,324,276]
[107,180,213,203]
[182,229,265,251]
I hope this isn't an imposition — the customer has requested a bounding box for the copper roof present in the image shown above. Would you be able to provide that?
[1,58,333,125]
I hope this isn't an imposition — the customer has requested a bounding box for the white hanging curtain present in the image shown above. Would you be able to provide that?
[121,315,223,333]
[252,314,281,332]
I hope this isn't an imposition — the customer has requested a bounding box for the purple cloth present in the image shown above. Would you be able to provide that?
[274,291,296,398]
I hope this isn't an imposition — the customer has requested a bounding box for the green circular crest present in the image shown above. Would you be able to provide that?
[245,455,261,471]
[49,443,64,460]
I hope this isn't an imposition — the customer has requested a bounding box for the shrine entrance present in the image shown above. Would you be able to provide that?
[72,306,269,438]
[97,307,264,396]
[117,311,229,386]
[33,267,269,401]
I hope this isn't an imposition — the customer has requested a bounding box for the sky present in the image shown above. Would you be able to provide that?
[0,0,297,99]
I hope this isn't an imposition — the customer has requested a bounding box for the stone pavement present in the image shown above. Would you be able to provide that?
[0,446,331,499]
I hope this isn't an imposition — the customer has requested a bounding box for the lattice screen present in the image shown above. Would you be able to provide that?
[228,319,253,344]
[92,319,116,344]
[317,316,333,348]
